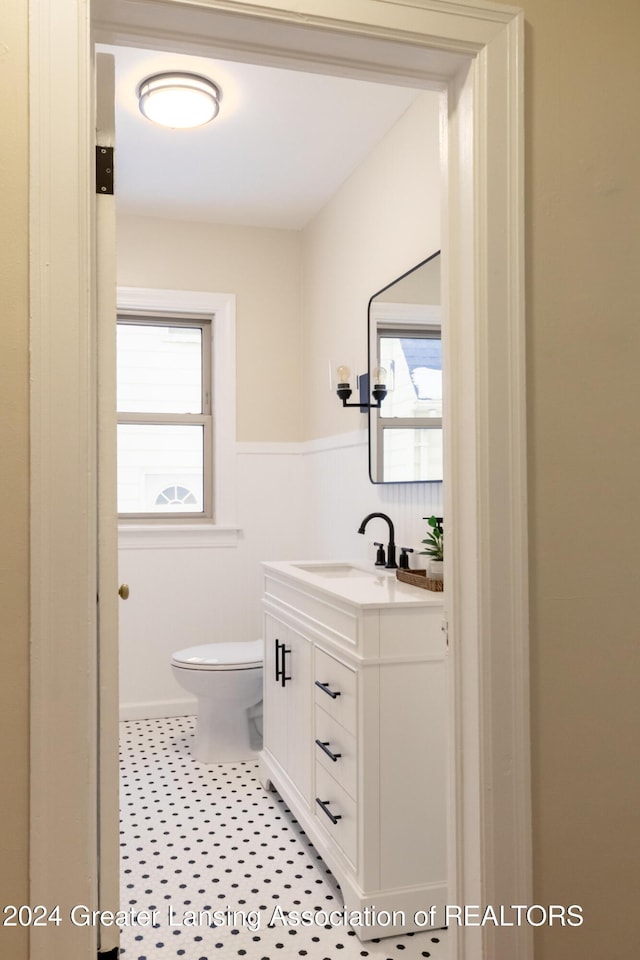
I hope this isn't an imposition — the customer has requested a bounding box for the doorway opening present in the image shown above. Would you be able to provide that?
[109,40,447,957]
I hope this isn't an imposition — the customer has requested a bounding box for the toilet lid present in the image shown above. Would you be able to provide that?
[172,639,263,671]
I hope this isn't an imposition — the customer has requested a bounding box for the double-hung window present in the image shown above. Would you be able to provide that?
[116,314,213,519]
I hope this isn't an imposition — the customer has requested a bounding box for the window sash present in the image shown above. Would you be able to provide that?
[116,314,213,520]
[377,422,443,483]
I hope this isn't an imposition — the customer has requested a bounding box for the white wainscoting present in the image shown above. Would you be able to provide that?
[118,444,305,720]
[118,434,442,719]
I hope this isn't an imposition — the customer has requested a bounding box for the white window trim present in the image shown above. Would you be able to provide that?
[117,287,239,546]
[371,301,441,326]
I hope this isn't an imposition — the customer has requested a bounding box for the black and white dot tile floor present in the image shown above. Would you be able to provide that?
[119,716,449,960]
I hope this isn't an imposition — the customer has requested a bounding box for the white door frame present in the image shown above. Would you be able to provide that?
[29,2,529,959]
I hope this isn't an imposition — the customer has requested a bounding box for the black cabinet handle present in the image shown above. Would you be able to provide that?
[274,638,284,682]
[274,638,291,687]
[315,739,341,762]
[315,680,341,699]
[281,645,291,687]
[315,797,342,825]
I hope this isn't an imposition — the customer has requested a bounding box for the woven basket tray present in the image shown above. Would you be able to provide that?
[396,568,443,592]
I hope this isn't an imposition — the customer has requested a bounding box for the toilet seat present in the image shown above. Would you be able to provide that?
[171,639,263,671]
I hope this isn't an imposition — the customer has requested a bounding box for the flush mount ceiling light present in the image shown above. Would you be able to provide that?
[137,72,221,129]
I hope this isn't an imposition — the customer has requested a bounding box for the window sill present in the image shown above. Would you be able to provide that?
[118,523,241,550]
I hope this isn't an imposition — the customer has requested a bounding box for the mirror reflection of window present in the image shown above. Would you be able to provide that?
[382,427,443,483]
[368,251,442,483]
[378,333,442,418]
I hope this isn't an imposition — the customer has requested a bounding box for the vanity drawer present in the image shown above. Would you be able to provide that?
[314,762,357,867]
[314,648,357,735]
[314,705,357,800]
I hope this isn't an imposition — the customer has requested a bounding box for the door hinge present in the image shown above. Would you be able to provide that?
[96,145,114,195]
[441,618,449,646]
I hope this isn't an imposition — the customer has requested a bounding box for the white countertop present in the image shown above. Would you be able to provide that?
[262,560,445,609]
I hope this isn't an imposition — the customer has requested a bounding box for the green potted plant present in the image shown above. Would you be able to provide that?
[420,516,444,585]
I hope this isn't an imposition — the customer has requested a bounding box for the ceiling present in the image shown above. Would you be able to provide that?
[100,44,427,230]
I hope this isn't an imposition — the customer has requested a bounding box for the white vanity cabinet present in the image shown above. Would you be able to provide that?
[259,561,448,940]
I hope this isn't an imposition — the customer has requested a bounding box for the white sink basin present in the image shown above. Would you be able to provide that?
[265,560,444,608]
[292,562,374,578]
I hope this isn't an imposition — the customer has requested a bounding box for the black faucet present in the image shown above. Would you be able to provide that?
[357,512,397,569]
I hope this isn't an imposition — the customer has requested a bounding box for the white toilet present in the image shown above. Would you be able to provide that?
[171,639,263,763]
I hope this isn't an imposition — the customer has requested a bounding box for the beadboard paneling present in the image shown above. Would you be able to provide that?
[304,430,443,568]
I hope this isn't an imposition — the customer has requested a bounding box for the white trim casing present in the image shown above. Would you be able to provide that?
[441,17,530,955]
[119,697,197,722]
[29,0,97,957]
[300,430,369,455]
[29,3,529,960]
[372,302,441,325]
[118,524,241,549]
[96,49,120,955]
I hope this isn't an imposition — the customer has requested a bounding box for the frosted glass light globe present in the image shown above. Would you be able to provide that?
[372,365,387,386]
[138,73,221,129]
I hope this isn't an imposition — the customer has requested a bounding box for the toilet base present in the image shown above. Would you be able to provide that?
[192,697,263,763]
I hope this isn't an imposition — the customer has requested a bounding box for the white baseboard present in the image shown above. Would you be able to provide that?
[119,698,197,721]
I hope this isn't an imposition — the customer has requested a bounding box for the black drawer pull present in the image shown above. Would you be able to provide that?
[315,739,341,762]
[315,797,342,825]
[315,680,341,699]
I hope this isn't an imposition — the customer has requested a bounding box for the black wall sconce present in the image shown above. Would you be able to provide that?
[333,363,389,409]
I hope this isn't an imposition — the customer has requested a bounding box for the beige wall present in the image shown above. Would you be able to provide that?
[116,95,440,447]
[301,93,441,440]
[497,1,640,957]
[117,216,303,441]
[0,2,29,958]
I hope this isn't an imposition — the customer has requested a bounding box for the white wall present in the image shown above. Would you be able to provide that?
[301,93,442,441]
[301,92,443,580]
[117,90,442,719]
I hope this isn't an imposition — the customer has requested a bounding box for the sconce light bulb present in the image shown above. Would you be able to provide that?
[337,364,351,383]
[373,365,387,386]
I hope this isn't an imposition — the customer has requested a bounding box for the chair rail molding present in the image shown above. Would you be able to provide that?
[29,2,528,959]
